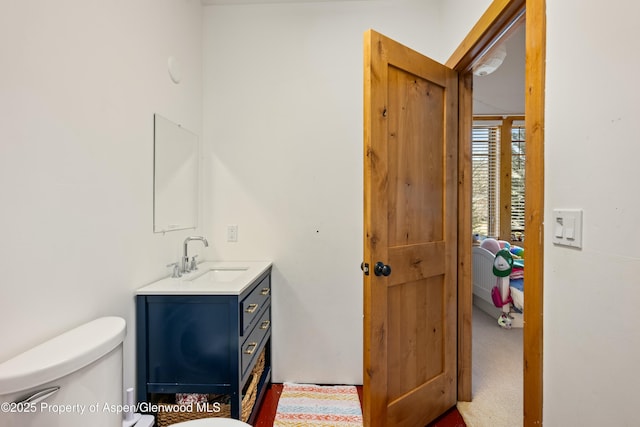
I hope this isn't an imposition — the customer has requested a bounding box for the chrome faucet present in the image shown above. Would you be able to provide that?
[183,236,209,273]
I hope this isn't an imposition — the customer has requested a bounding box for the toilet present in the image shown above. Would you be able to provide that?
[0,317,250,427]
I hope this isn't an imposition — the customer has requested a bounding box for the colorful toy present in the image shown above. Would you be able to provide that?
[493,248,513,277]
[480,238,501,255]
[492,248,515,329]
[510,245,524,257]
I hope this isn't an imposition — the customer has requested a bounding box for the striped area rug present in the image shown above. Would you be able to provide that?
[274,383,364,427]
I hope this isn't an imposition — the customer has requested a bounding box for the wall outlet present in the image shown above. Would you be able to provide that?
[227,225,238,242]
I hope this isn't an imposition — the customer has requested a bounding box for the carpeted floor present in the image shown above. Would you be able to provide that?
[457,306,523,426]
[274,383,363,426]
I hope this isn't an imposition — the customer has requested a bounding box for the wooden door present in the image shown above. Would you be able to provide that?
[363,29,458,427]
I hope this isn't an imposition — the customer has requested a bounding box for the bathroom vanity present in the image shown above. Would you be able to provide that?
[135,261,272,423]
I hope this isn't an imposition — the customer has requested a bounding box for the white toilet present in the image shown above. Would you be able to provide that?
[0,317,251,427]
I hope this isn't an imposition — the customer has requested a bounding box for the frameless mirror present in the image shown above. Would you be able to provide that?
[153,114,198,233]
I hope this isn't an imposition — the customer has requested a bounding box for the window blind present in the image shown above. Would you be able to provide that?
[472,120,526,242]
[472,126,500,237]
[511,126,526,241]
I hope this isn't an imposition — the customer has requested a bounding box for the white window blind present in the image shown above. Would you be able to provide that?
[472,126,500,237]
[511,126,526,241]
[472,121,526,241]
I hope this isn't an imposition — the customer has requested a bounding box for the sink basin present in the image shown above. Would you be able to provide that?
[193,267,248,283]
[136,261,272,295]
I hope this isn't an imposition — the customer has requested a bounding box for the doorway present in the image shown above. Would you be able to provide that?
[464,24,526,425]
[447,0,545,425]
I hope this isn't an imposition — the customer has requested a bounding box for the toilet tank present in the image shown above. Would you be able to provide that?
[0,317,126,427]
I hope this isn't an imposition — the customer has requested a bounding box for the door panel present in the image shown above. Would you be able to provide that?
[387,66,444,246]
[363,29,458,427]
[387,276,444,398]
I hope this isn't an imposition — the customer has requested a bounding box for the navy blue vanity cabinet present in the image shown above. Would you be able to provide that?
[136,267,272,422]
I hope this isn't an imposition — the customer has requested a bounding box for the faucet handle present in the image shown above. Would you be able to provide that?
[190,255,199,271]
[166,262,182,278]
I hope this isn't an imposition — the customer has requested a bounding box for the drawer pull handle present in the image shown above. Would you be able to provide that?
[244,342,258,354]
[260,320,271,330]
[245,304,259,313]
[261,288,270,295]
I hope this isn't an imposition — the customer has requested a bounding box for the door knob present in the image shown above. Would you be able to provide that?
[374,262,392,277]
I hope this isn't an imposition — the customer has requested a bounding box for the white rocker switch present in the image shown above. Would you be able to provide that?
[552,209,583,249]
[554,217,564,238]
[564,217,576,240]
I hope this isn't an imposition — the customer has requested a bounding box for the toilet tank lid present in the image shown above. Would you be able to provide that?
[0,316,126,395]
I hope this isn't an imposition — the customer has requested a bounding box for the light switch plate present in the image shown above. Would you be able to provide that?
[552,209,583,249]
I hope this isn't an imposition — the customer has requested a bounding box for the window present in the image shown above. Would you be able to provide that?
[511,126,525,241]
[472,117,525,242]
[472,126,500,237]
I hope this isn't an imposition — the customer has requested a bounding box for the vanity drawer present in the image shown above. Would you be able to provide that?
[241,307,271,378]
[240,274,271,335]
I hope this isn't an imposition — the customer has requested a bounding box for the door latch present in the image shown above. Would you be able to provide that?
[360,262,370,276]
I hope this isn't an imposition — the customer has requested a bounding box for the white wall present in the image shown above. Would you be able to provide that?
[543,1,640,425]
[0,0,203,393]
[440,0,493,58]
[202,0,444,384]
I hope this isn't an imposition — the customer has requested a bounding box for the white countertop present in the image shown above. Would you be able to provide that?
[136,260,272,295]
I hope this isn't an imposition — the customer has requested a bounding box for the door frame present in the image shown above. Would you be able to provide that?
[446,0,545,425]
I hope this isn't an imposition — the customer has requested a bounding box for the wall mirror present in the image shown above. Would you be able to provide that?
[153,114,199,233]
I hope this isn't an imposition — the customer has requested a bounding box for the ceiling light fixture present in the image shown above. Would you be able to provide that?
[472,44,507,77]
